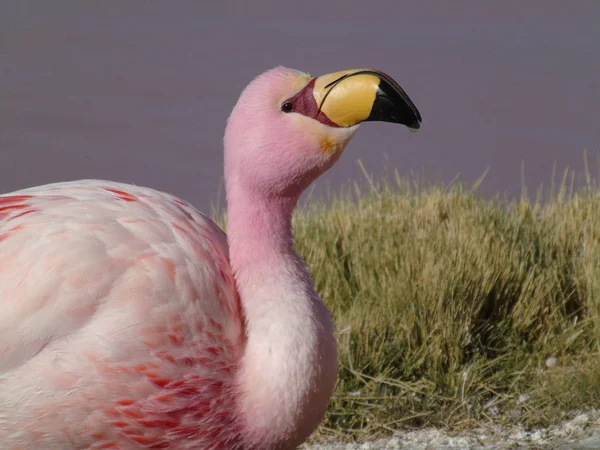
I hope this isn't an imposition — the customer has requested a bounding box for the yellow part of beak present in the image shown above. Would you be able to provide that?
[312,69,380,128]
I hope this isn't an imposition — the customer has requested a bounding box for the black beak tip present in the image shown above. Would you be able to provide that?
[395,97,422,131]
[408,109,422,129]
[408,119,421,130]
[367,74,422,130]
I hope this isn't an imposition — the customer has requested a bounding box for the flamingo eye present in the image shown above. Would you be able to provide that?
[281,101,294,113]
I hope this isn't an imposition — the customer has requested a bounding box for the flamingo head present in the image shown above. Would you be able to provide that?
[224,66,421,200]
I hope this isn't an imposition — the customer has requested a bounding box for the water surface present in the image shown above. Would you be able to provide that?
[2,1,599,211]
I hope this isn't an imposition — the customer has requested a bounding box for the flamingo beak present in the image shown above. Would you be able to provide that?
[286,69,422,130]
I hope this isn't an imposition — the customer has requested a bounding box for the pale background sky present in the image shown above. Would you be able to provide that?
[2,1,599,211]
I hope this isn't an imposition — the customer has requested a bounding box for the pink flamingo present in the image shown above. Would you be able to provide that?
[0,67,420,449]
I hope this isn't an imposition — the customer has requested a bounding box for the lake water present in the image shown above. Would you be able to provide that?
[2,1,599,211]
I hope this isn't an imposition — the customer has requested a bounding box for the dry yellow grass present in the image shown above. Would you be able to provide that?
[218,163,600,441]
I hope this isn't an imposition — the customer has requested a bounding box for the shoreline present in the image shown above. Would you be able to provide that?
[303,411,600,449]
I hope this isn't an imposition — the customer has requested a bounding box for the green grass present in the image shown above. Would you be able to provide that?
[293,165,600,441]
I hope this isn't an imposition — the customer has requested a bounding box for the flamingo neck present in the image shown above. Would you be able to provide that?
[227,192,297,275]
[226,187,338,448]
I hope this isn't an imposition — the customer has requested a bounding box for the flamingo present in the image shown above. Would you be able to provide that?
[0,66,421,449]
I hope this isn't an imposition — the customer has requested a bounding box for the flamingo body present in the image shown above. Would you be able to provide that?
[0,180,244,448]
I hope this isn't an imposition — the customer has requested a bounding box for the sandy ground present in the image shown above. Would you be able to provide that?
[304,412,600,449]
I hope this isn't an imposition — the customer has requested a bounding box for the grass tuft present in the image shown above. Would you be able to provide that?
[293,168,600,440]
[217,163,600,441]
